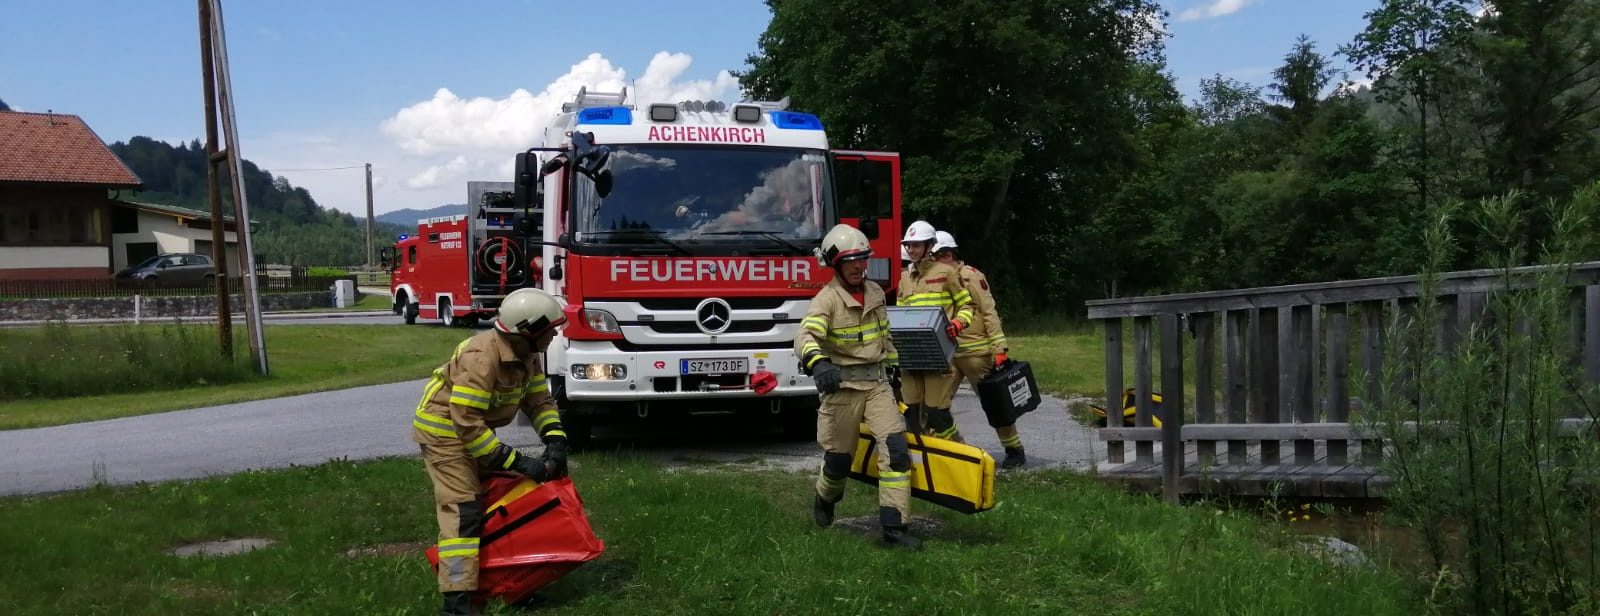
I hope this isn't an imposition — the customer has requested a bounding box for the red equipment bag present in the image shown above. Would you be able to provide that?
[425,474,605,607]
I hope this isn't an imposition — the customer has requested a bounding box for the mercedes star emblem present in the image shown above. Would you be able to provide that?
[695,298,733,334]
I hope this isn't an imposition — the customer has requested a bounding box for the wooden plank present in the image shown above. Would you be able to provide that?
[1224,310,1247,422]
[1255,308,1280,465]
[1134,316,1154,463]
[1083,261,1600,319]
[1182,423,1367,440]
[1588,286,1599,388]
[1098,427,1161,441]
[1228,439,1249,466]
[1458,291,1487,338]
[1325,303,1350,466]
[1104,318,1125,464]
[1194,312,1216,423]
[1293,305,1316,465]
[1160,313,1187,505]
[1362,301,1384,413]
[1278,307,1297,424]
[1308,303,1322,420]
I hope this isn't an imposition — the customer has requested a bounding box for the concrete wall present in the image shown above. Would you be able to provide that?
[0,246,110,280]
[0,291,331,321]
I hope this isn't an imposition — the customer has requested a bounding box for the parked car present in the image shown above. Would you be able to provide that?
[115,253,216,287]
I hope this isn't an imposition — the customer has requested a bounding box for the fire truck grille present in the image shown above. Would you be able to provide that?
[643,321,782,335]
[632,297,795,311]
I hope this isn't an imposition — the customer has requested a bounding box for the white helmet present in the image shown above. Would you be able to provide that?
[933,230,958,254]
[496,288,566,334]
[902,220,936,244]
[817,223,872,268]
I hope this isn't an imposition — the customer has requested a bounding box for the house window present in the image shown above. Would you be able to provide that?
[0,204,98,245]
[112,207,139,234]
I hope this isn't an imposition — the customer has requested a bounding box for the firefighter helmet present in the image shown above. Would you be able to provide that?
[933,230,958,254]
[817,224,873,268]
[496,288,566,334]
[902,220,936,244]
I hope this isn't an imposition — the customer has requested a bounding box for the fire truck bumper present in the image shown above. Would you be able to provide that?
[560,342,817,400]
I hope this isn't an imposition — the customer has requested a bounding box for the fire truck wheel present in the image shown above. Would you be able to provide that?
[438,298,456,327]
[779,399,821,441]
[403,302,418,325]
[391,291,405,315]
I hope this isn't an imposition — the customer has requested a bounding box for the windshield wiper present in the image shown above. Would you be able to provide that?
[582,229,691,255]
[698,230,810,255]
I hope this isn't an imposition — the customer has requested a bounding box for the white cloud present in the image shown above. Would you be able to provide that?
[250,51,738,219]
[405,155,470,189]
[1177,0,1256,22]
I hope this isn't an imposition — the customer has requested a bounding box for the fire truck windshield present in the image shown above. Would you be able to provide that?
[572,146,833,253]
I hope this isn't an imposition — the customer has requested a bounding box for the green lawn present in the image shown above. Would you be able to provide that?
[0,325,471,430]
[0,455,1417,615]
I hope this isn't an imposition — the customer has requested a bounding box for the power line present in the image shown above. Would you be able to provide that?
[272,164,366,172]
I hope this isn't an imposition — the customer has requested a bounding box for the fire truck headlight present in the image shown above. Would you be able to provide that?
[581,308,620,333]
[570,363,626,381]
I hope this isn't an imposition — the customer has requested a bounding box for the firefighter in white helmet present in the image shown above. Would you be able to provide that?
[411,287,572,615]
[796,223,919,549]
[896,220,974,442]
[933,230,1025,468]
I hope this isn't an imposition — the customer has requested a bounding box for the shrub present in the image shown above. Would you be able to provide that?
[0,323,257,399]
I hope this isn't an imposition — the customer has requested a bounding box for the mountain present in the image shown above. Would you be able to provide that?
[109,136,408,266]
[376,204,463,228]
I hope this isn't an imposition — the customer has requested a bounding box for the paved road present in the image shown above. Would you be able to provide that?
[0,381,1100,497]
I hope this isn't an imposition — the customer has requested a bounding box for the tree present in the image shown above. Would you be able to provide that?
[0,97,10,112]
[1268,35,1342,134]
[740,0,1167,305]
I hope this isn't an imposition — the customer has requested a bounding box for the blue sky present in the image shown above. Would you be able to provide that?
[0,0,1383,216]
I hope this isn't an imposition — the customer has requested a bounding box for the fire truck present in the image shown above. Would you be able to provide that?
[388,181,539,326]
[394,87,905,444]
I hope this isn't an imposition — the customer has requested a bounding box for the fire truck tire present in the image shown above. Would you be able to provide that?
[403,302,418,325]
[391,291,405,315]
[438,298,456,327]
[779,397,821,440]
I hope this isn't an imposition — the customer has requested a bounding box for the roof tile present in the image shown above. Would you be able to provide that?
[0,111,142,186]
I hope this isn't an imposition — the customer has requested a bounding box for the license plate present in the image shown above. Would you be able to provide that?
[681,357,747,375]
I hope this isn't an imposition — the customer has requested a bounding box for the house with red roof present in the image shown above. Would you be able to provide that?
[0,110,249,281]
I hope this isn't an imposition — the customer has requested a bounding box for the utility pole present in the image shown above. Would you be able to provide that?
[365,162,375,268]
[204,0,269,374]
[198,0,231,357]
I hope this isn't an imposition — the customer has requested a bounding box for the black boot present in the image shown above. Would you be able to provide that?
[1001,446,1027,469]
[441,591,478,616]
[879,506,922,550]
[812,494,836,527]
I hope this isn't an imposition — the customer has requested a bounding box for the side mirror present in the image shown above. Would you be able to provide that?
[514,152,540,208]
[593,169,614,199]
[859,217,880,240]
[540,156,567,176]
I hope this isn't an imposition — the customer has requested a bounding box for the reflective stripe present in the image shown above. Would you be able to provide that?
[543,429,567,439]
[989,335,1007,347]
[879,471,911,487]
[801,341,822,354]
[413,410,456,438]
[493,389,522,405]
[818,474,846,488]
[501,449,519,470]
[450,385,492,410]
[954,307,974,326]
[805,353,827,369]
[534,409,562,430]
[900,292,953,307]
[465,431,501,457]
[801,316,829,335]
[827,320,888,343]
[437,536,480,558]
[957,338,992,351]
[526,374,549,395]
[414,375,446,414]
[937,426,960,439]
[1000,434,1023,448]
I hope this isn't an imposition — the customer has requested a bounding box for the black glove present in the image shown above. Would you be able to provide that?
[811,359,842,395]
[887,365,902,392]
[509,449,551,481]
[539,440,570,480]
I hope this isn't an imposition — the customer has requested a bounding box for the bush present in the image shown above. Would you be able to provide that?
[0,323,257,399]
[1366,183,1600,614]
[305,266,348,277]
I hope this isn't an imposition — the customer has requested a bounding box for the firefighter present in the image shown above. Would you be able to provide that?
[797,223,920,549]
[933,230,1025,468]
[897,220,974,442]
[411,287,572,616]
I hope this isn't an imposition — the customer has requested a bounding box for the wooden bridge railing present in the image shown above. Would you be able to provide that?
[1085,262,1600,503]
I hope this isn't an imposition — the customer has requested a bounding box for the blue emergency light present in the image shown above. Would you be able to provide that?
[577,106,633,125]
[769,111,824,130]
[398,234,409,240]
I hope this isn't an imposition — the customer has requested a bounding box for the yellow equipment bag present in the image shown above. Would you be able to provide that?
[849,426,997,514]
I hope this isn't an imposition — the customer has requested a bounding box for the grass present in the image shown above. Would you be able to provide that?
[0,454,1418,615]
[0,322,257,399]
[0,324,470,430]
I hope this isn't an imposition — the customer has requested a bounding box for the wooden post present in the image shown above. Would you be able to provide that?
[1293,305,1316,465]
[198,0,231,357]
[1586,286,1599,389]
[1224,310,1248,465]
[1361,301,1385,468]
[1104,318,1125,465]
[1134,316,1154,464]
[1254,308,1280,465]
[1325,303,1350,466]
[365,163,375,268]
[1160,314,1186,504]
[1194,312,1216,466]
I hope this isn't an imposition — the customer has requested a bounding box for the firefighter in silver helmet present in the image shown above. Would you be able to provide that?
[795,223,920,549]
[933,230,1025,468]
[896,220,974,442]
[411,288,573,615]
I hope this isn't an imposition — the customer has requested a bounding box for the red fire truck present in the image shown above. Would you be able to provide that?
[388,181,539,326]
[393,88,904,443]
